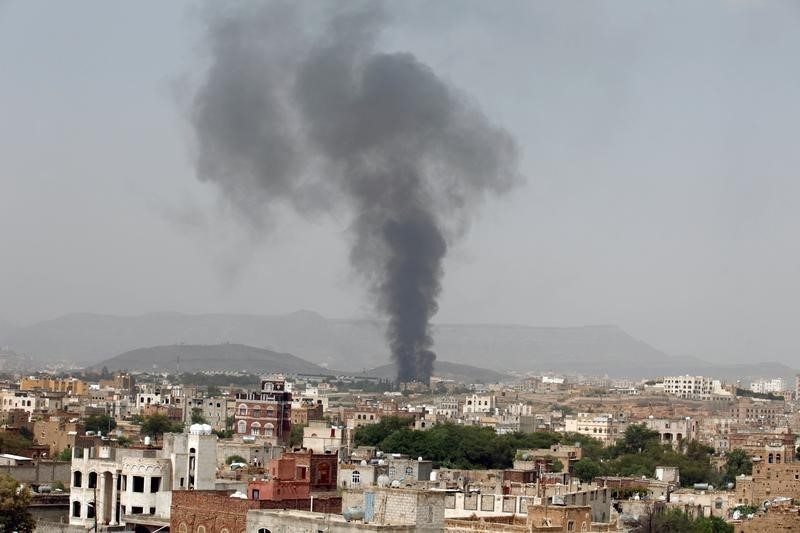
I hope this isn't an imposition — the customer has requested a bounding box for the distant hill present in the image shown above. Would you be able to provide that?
[0,318,16,343]
[4,310,792,380]
[92,343,332,375]
[365,360,511,383]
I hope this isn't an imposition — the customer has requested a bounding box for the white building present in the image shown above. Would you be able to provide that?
[564,413,621,444]
[662,375,727,401]
[69,425,217,528]
[750,378,785,394]
[462,394,496,415]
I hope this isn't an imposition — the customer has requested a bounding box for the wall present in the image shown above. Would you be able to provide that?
[0,461,71,485]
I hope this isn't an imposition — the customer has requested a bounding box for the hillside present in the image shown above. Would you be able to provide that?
[2,310,782,379]
[365,360,511,384]
[93,343,332,375]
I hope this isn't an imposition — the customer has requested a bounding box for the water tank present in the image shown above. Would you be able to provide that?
[391,480,401,488]
[377,475,390,487]
[429,471,438,482]
[144,436,151,446]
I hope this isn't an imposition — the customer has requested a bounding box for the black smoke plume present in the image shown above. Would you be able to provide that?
[190,2,520,383]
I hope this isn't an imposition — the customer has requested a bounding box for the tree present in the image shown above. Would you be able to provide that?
[140,414,183,440]
[354,416,415,447]
[84,414,116,434]
[190,408,208,425]
[0,432,32,455]
[290,424,304,447]
[573,458,602,483]
[549,458,565,472]
[617,424,660,455]
[56,448,73,462]
[226,454,247,465]
[723,449,752,485]
[0,473,35,533]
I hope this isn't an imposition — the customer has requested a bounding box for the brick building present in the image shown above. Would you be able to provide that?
[728,429,795,464]
[735,462,800,505]
[234,375,292,446]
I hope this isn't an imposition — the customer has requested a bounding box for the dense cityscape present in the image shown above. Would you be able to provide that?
[0,365,798,532]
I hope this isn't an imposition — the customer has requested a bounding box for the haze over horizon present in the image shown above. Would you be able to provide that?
[3,1,800,366]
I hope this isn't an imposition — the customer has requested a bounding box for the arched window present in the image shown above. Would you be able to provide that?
[197,526,206,533]
[73,471,82,488]
[72,501,81,518]
[777,453,782,463]
[351,471,361,485]
[238,404,248,416]
[257,529,271,533]
[237,420,247,434]
[265,423,274,437]
[405,466,414,477]
[266,407,274,417]
[251,422,261,435]
[769,453,774,464]
[88,472,98,488]
[178,524,187,533]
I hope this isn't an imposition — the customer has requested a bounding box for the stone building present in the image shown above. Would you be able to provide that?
[728,429,795,464]
[234,375,292,446]
[341,486,446,530]
[69,425,217,528]
[735,461,800,505]
[641,416,697,448]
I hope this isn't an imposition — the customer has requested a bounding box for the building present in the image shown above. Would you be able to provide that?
[69,425,217,528]
[564,413,621,444]
[730,397,785,427]
[234,375,292,446]
[728,429,795,464]
[462,394,496,415]
[750,378,785,394]
[735,462,800,505]
[20,377,89,396]
[662,375,727,401]
[303,421,350,459]
[641,417,697,448]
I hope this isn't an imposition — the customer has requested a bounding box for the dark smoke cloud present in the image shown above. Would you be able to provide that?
[191,2,520,383]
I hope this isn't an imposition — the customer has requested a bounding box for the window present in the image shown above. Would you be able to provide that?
[237,420,247,434]
[265,423,274,437]
[567,521,575,531]
[257,529,271,533]
[197,526,206,533]
[238,404,248,416]
[133,476,145,493]
[351,471,361,485]
[88,472,97,488]
[73,471,82,488]
[405,466,414,477]
[179,524,188,533]
[251,422,261,436]
[150,476,161,493]
[87,503,96,519]
[149,507,156,515]
[72,501,81,518]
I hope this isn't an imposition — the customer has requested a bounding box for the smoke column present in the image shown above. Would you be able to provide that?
[191,2,520,383]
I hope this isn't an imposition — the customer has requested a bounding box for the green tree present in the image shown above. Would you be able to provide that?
[723,449,752,485]
[573,458,602,482]
[0,432,32,455]
[617,424,661,455]
[290,423,304,447]
[549,458,565,472]
[353,416,415,447]
[56,448,73,461]
[0,473,35,533]
[140,414,183,440]
[84,414,117,433]
[226,454,247,465]
[190,408,208,424]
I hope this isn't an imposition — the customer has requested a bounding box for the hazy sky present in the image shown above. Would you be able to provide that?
[2,1,799,364]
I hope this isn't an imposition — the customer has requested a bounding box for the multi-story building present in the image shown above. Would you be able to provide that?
[750,378,786,394]
[69,425,217,529]
[662,375,727,401]
[564,413,621,444]
[20,377,89,396]
[0,390,44,418]
[184,395,235,431]
[730,396,786,427]
[728,429,795,464]
[462,394,496,415]
[641,416,697,448]
[234,375,292,446]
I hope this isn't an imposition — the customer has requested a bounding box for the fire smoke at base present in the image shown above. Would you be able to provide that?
[190,2,520,383]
